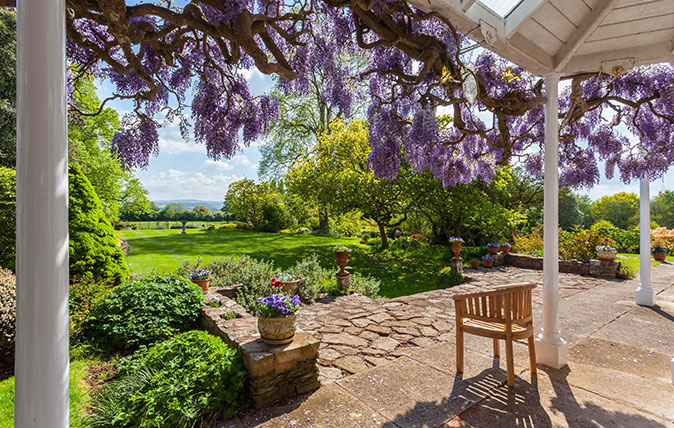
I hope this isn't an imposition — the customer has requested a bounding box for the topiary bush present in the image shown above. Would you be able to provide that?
[82,274,204,351]
[69,164,129,284]
[436,266,465,289]
[0,167,15,271]
[87,330,247,428]
[0,267,15,346]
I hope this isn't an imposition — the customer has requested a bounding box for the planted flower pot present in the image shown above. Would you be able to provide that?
[272,273,300,294]
[191,269,212,292]
[482,256,494,267]
[281,279,300,294]
[258,314,297,345]
[256,294,301,346]
[470,259,480,269]
[500,243,511,254]
[334,244,352,276]
[653,251,668,261]
[597,251,617,261]
[192,279,209,292]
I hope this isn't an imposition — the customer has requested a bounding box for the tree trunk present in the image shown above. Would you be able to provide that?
[318,206,329,234]
[377,222,389,249]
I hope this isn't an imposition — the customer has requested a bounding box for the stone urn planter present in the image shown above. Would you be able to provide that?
[470,259,480,269]
[449,238,464,258]
[256,294,301,346]
[652,248,668,261]
[596,246,617,262]
[258,314,297,345]
[281,279,300,294]
[191,268,212,292]
[333,244,352,277]
[482,256,494,267]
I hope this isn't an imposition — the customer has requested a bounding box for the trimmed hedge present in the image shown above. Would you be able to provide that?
[87,330,246,428]
[0,167,15,270]
[82,274,204,351]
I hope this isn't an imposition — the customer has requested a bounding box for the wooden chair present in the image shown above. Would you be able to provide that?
[453,282,537,387]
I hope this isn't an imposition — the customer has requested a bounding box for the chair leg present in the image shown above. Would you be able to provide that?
[527,335,537,374]
[456,327,464,373]
[505,337,515,387]
[493,339,500,357]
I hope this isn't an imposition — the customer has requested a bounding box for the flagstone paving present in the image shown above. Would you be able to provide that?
[296,266,607,382]
[221,263,674,428]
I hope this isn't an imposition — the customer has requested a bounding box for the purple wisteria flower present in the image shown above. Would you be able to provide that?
[192,269,211,281]
[256,294,301,318]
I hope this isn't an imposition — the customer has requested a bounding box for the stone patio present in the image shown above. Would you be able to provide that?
[221,263,674,427]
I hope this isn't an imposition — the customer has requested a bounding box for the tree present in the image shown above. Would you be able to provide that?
[286,120,414,248]
[652,190,674,229]
[558,188,582,231]
[69,164,129,283]
[0,9,15,169]
[591,192,640,230]
[120,177,153,220]
[225,179,294,232]
[0,1,667,192]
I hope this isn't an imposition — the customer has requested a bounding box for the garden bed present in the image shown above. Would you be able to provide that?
[495,253,620,278]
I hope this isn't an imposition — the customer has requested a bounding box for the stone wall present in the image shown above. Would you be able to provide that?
[496,253,620,278]
[201,286,321,408]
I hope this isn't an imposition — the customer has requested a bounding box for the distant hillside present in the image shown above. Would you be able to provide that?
[153,199,223,212]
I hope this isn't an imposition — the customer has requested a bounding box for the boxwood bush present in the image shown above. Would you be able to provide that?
[82,274,203,351]
[87,330,246,428]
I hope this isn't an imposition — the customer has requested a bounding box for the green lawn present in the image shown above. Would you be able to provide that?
[0,359,94,428]
[617,252,673,274]
[120,229,453,297]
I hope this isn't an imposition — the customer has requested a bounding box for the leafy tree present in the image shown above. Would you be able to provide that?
[591,192,640,230]
[577,194,594,229]
[0,9,15,169]
[119,177,153,220]
[225,179,294,232]
[558,188,583,230]
[0,166,15,270]
[69,164,129,283]
[652,190,674,229]
[287,120,414,248]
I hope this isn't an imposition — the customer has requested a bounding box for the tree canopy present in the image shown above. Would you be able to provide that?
[2,0,670,190]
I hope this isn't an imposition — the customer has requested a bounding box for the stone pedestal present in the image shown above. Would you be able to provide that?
[336,273,351,291]
[450,257,463,274]
[200,288,322,408]
[241,333,321,408]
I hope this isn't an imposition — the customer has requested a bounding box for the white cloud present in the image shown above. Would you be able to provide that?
[146,169,245,200]
[156,118,205,155]
[240,68,263,81]
[201,154,257,173]
[202,159,234,172]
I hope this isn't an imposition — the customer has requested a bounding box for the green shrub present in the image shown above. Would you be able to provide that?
[82,274,204,351]
[292,254,333,301]
[512,225,543,256]
[596,226,640,253]
[559,229,612,262]
[69,276,116,332]
[218,222,238,229]
[436,266,464,289]
[69,164,129,284]
[0,267,15,345]
[87,330,246,428]
[0,167,15,271]
[617,262,636,279]
[591,219,614,230]
[350,274,381,297]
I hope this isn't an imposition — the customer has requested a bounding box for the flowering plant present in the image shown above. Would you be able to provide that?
[333,243,351,252]
[487,243,500,248]
[500,242,511,247]
[448,236,463,243]
[482,255,494,260]
[271,272,297,288]
[255,294,301,318]
[595,245,616,252]
[191,269,211,281]
[207,297,221,307]
[651,247,667,254]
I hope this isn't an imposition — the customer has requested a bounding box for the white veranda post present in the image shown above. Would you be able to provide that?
[14,0,70,427]
[535,73,568,369]
[636,177,654,306]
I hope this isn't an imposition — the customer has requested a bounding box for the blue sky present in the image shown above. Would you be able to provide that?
[96,68,672,203]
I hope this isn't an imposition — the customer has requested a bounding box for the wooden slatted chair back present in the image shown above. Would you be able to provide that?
[453,283,536,325]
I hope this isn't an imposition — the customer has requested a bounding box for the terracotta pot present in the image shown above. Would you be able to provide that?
[335,251,350,276]
[488,247,499,254]
[280,279,300,295]
[483,259,494,267]
[501,246,511,254]
[470,260,480,269]
[258,314,297,345]
[192,279,209,292]
[653,252,667,261]
[597,250,617,262]
[450,241,463,257]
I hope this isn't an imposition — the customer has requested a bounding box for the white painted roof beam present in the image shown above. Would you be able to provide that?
[504,0,546,38]
[553,0,621,72]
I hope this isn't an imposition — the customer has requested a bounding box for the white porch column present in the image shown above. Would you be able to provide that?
[15,0,69,427]
[535,73,568,369]
[636,177,654,306]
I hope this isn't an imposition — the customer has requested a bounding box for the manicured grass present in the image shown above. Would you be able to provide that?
[120,229,452,297]
[617,252,673,275]
[0,359,94,428]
